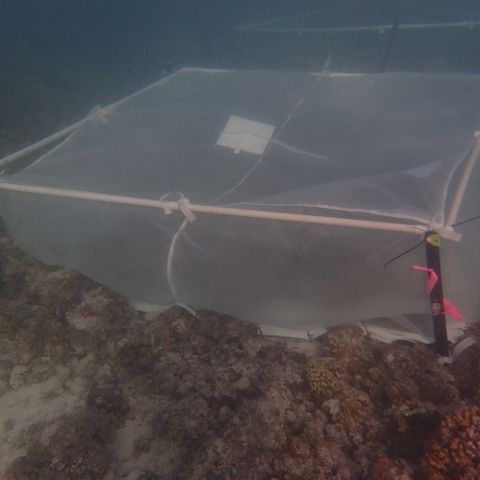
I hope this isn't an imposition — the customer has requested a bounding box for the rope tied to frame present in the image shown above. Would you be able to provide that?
[88,105,115,123]
[159,192,196,222]
[177,198,196,222]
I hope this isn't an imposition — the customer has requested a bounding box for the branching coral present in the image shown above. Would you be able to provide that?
[422,404,480,480]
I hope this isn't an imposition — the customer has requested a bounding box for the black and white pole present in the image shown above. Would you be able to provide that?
[424,231,449,356]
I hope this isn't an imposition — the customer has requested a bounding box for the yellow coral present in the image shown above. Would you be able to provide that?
[306,358,344,399]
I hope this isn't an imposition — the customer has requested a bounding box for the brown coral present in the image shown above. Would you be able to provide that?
[369,452,413,480]
[450,343,480,400]
[422,404,480,480]
[337,392,374,436]
[43,411,111,479]
[322,325,375,372]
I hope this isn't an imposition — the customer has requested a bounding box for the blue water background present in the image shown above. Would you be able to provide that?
[1,0,480,156]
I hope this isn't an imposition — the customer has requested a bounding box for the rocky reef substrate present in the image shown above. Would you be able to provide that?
[1,229,480,480]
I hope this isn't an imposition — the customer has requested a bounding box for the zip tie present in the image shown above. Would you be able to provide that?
[159,191,186,216]
[160,192,174,215]
[177,198,196,222]
[88,106,110,123]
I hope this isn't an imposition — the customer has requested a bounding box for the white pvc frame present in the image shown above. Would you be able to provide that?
[0,68,478,242]
[0,180,428,235]
[235,20,480,34]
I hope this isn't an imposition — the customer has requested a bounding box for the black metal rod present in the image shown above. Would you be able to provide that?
[424,231,449,356]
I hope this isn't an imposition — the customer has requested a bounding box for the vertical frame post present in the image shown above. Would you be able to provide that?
[379,20,399,72]
[425,231,449,356]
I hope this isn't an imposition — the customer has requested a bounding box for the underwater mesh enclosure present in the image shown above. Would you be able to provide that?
[0,68,479,339]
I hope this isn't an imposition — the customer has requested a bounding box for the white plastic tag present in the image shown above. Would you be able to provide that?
[216,115,275,155]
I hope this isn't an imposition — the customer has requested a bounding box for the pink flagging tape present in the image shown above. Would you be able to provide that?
[412,265,463,321]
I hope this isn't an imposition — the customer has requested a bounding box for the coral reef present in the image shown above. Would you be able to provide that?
[369,452,413,480]
[450,341,480,400]
[422,404,480,480]
[306,357,345,399]
[1,228,480,479]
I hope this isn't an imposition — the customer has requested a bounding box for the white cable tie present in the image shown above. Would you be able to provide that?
[88,105,109,123]
[160,192,174,214]
[160,192,184,215]
[177,198,196,222]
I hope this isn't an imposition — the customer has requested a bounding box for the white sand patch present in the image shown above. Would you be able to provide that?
[0,370,87,474]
